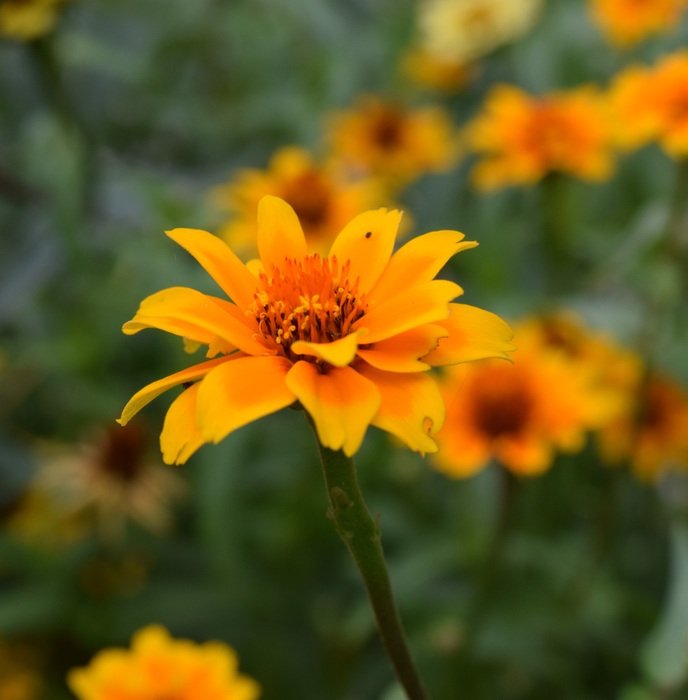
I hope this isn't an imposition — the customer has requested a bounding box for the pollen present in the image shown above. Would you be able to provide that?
[251,254,368,361]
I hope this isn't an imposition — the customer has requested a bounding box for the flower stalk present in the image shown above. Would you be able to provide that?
[315,441,428,700]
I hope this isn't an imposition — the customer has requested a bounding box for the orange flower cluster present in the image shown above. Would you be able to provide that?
[589,0,686,47]
[466,85,615,190]
[609,50,688,158]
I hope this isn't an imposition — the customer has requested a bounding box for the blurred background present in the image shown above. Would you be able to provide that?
[2,0,688,698]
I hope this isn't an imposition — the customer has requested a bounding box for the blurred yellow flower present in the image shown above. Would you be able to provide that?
[401,47,472,93]
[119,196,513,463]
[212,147,387,257]
[327,96,460,185]
[0,0,66,41]
[599,373,688,481]
[589,0,685,46]
[432,319,618,477]
[609,51,688,158]
[418,0,543,65]
[467,84,615,189]
[0,642,40,700]
[68,625,260,700]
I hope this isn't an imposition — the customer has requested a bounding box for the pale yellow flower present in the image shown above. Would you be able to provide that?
[0,0,67,41]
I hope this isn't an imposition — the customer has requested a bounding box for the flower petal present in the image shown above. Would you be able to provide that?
[286,362,380,456]
[355,279,462,344]
[357,324,448,373]
[196,355,295,443]
[257,195,308,270]
[423,303,514,366]
[118,356,232,426]
[160,383,205,465]
[122,287,268,356]
[358,365,444,454]
[291,333,361,368]
[166,228,257,308]
[328,208,402,293]
[368,230,477,305]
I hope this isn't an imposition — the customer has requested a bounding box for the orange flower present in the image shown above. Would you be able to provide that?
[598,373,688,481]
[68,625,260,700]
[119,196,513,463]
[327,97,460,185]
[467,84,615,190]
[589,0,685,46]
[609,51,688,157]
[212,147,387,257]
[432,319,618,477]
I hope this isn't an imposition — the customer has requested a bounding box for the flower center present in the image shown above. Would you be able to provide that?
[373,108,404,150]
[471,370,534,439]
[98,425,147,482]
[252,254,367,362]
[280,170,331,231]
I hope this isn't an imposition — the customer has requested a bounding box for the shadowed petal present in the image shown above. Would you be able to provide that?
[257,196,308,270]
[357,324,447,373]
[291,333,361,367]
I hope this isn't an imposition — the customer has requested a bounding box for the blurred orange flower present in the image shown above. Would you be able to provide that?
[609,51,688,158]
[0,642,40,700]
[68,625,260,700]
[467,85,615,189]
[119,196,513,463]
[327,97,460,185]
[212,147,387,257]
[0,0,67,40]
[432,318,619,477]
[589,0,685,46]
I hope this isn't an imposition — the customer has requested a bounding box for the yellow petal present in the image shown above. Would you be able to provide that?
[368,230,477,305]
[118,356,232,426]
[160,383,206,465]
[257,195,308,271]
[166,228,257,308]
[357,324,448,373]
[328,208,402,293]
[122,287,268,356]
[196,355,295,443]
[356,279,462,344]
[423,303,514,366]
[285,362,380,456]
[291,333,361,367]
[358,365,444,454]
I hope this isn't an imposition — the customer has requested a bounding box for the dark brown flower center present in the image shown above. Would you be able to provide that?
[98,425,147,482]
[471,372,534,438]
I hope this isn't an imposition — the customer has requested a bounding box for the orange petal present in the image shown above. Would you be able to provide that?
[358,365,444,454]
[328,208,402,293]
[357,324,447,373]
[423,303,514,366]
[196,355,295,443]
[497,435,552,476]
[291,332,361,368]
[356,279,462,344]
[285,362,380,456]
[118,356,232,426]
[257,196,308,271]
[160,383,206,465]
[368,230,476,305]
[122,287,268,356]
[166,228,257,308]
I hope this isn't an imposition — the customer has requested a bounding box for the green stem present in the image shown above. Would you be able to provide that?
[315,443,428,700]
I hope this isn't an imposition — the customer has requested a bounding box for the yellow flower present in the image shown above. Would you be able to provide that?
[119,196,513,463]
[0,0,66,41]
[0,642,40,700]
[212,147,387,257]
[68,625,260,700]
[418,0,543,65]
[598,372,688,481]
[401,47,472,93]
[609,51,688,158]
[431,318,617,477]
[327,96,460,185]
[589,0,686,46]
[467,84,615,190]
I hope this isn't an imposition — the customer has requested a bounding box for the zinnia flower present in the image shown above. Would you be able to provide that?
[212,147,387,257]
[0,0,67,40]
[119,196,513,463]
[589,0,685,46]
[609,51,688,158]
[68,625,260,700]
[467,84,615,189]
[327,97,460,185]
[431,318,618,477]
[418,0,543,65]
